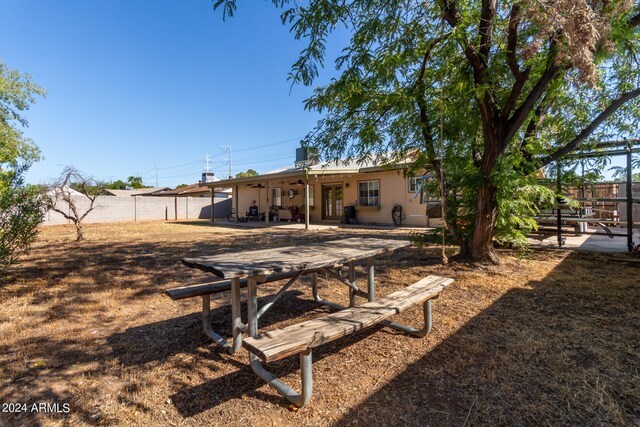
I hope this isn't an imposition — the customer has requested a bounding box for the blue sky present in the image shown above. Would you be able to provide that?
[1,0,345,187]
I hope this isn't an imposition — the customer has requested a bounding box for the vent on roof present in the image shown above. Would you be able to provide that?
[295,147,318,167]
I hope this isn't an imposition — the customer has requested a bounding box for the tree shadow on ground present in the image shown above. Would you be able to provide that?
[168,325,385,416]
[334,251,640,426]
[107,290,317,367]
[0,225,425,425]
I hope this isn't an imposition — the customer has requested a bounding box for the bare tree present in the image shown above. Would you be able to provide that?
[49,167,105,241]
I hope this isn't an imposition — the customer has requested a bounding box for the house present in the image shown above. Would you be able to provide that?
[206,154,442,227]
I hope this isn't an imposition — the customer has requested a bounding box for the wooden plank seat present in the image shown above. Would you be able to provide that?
[243,275,453,406]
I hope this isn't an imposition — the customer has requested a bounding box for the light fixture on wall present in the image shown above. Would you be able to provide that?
[345,183,350,188]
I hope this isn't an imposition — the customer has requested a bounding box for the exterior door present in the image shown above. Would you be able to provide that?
[322,184,343,220]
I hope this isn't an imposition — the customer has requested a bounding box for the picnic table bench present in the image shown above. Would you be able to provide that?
[166,237,453,406]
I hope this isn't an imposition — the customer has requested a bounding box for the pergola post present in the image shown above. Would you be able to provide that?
[211,187,216,223]
[234,184,239,223]
[265,182,270,225]
[556,161,563,248]
[305,180,310,230]
[627,144,633,253]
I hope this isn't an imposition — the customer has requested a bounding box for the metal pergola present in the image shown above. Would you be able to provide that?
[551,139,640,252]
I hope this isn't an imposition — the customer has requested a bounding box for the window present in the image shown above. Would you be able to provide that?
[358,180,379,206]
[408,177,424,193]
[304,185,314,207]
[271,187,282,207]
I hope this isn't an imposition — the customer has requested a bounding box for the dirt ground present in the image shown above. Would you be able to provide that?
[0,221,638,426]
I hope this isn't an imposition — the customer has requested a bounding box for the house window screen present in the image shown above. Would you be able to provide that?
[272,188,282,207]
[408,177,424,193]
[358,180,379,206]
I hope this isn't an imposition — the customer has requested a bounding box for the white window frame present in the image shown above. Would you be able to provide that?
[358,180,380,207]
[408,177,424,193]
[304,185,315,207]
[271,187,282,207]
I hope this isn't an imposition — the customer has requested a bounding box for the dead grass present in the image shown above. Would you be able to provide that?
[1,220,639,426]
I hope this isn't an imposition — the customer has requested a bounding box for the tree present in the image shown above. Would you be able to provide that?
[235,169,258,178]
[49,167,106,241]
[214,0,640,262]
[126,176,145,189]
[0,166,47,271]
[0,61,47,271]
[107,176,148,190]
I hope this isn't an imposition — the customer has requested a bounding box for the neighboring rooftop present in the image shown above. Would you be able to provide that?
[101,187,171,197]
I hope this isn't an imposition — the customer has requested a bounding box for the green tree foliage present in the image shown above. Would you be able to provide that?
[0,61,47,271]
[107,176,148,190]
[235,169,258,178]
[0,165,47,271]
[214,0,640,262]
[126,176,145,189]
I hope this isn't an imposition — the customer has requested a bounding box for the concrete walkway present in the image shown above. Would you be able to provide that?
[528,227,637,253]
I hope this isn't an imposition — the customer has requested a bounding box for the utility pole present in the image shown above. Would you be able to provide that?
[222,145,232,178]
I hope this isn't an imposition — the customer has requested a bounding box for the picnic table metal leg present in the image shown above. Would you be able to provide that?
[247,276,313,406]
[366,258,375,302]
[348,261,356,307]
[312,272,345,310]
[200,277,244,354]
[380,299,433,337]
[320,267,368,300]
[247,278,259,336]
[230,277,243,354]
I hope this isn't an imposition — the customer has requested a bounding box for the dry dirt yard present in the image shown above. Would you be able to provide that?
[1,221,638,426]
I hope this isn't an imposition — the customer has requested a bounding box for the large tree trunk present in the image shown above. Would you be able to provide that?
[465,114,502,263]
[468,182,499,263]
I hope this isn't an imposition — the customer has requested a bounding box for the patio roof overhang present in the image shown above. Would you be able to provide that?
[203,167,360,188]
[203,162,410,189]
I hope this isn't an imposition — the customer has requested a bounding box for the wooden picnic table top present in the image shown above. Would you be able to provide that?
[182,237,410,279]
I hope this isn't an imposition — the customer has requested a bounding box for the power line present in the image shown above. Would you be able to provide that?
[221,145,232,178]
[156,160,202,170]
[233,155,292,167]
[232,136,303,153]
[156,168,204,180]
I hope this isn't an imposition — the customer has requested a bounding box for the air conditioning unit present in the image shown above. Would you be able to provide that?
[295,147,318,167]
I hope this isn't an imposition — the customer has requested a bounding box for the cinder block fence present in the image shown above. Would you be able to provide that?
[43,196,232,225]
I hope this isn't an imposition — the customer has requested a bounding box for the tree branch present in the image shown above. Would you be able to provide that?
[539,87,640,167]
[416,36,446,86]
[629,11,640,27]
[438,1,487,85]
[439,0,459,28]
[501,67,530,120]
[520,93,553,151]
[503,47,561,146]
[50,206,76,223]
[506,3,522,79]
[478,0,496,64]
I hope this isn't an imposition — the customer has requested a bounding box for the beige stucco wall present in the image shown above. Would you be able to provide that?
[232,169,442,226]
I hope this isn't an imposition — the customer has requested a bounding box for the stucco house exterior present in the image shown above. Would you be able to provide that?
[206,158,442,227]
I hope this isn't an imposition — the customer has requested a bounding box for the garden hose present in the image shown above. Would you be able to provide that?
[392,204,402,226]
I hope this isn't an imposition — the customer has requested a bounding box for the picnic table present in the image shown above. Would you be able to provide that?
[172,237,453,406]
